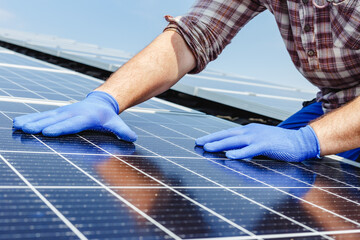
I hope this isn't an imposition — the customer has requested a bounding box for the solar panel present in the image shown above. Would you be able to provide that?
[0,29,318,120]
[0,48,198,114]
[0,46,360,239]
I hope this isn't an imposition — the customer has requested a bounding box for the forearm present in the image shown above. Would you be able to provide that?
[310,96,360,156]
[95,30,196,112]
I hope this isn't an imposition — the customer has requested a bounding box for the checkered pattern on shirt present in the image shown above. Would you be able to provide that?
[165,0,360,112]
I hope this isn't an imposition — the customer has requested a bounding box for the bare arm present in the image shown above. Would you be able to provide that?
[310,96,360,156]
[12,30,195,141]
[95,30,196,113]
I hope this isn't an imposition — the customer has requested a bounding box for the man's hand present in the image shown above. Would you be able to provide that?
[195,123,321,162]
[13,91,137,142]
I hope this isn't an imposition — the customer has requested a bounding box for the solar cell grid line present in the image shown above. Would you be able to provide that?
[0,185,358,190]
[24,69,101,94]
[0,88,53,100]
[0,67,78,101]
[124,111,235,139]
[18,70,91,97]
[240,154,360,188]
[149,97,197,113]
[160,124,197,139]
[246,159,360,207]
[4,140,359,181]
[0,111,179,239]
[0,149,113,157]
[77,135,261,239]
[162,144,360,227]
[192,126,214,135]
[0,74,48,100]
[27,156,253,239]
[135,120,203,140]
[0,52,97,99]
[78,133,333,239]
[0,68,81,91]
[157,112,236,130]
[129,152,339,239]
[0,89,10,97]
[3,69,197,114]
[192,229,360,240]
[308,160,360,185]
[121,112,198,130]
[317,161,360,179]
[0,74,77,102]
[0,154,87,240]
[4,109,258,236]
[137,101,193,114]
[132,126,360,237]
[268,159,360,188]
[39,70,103,88]
[287,162,360,188]
[1,88,43,98]
[30,135,182,240]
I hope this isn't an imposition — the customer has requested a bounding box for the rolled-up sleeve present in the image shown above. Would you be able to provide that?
[164,0,266,73]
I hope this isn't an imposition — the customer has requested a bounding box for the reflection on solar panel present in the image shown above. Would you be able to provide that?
[0,29,318,120]
[1,47,360,239]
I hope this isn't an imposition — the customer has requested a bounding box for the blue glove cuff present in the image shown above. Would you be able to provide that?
[302,125,321,159]
[87,91,120,114]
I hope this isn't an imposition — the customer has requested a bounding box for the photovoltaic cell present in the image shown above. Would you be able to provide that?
[0,189,76,239]
[0,46,360,239]
[0,52,57,69]
[0,50,198,114]
[0,30,320,120]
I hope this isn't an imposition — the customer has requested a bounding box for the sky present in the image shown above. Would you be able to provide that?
[0,0,317,91]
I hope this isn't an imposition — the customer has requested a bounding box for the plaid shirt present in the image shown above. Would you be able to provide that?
[165,0,360,112]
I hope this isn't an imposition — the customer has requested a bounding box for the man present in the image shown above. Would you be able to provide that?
[13,0,360,162]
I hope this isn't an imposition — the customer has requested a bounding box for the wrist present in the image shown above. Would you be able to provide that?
[87,91,120,114]
[299,125,321,159]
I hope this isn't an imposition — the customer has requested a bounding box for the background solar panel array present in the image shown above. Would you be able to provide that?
[0,47,360,239]
[0,49,198,114]
[0,29,318,120]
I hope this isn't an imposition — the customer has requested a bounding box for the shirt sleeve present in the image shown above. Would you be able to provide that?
[164,0,266,73]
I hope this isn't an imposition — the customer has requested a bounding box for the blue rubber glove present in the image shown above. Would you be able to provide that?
[13,91,137,142]
[195,123,321,162]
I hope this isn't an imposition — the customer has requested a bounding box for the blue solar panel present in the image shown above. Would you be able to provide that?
[0,51,57,69]
[0,31,319,120]
[0,47,360,239]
